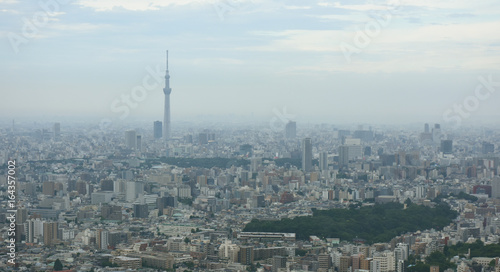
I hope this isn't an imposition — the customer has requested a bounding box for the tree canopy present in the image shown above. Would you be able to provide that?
[244,202,457,243]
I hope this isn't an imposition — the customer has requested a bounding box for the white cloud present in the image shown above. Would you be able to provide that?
[0,0,19,4]
[242,20,500,72]
[0,9,20,14]
[318,2,398,11]
[284,5,311,10]
[76,0,246,11]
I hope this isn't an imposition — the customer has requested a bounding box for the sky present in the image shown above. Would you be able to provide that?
[1,0,500,127]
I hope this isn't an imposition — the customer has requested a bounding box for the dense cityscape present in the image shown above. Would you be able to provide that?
[2,0,500,271]
[1,118,500,272]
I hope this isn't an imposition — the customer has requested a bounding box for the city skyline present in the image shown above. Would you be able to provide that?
[1,0,500,126]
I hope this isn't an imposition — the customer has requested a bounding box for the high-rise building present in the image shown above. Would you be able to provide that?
[239,246,254,265]
[136,135,142,152]
[302,138,312,172]
[319,253,332,269]
[339,144,363,167]
[25,219,35,243]
[441,140,453,154]
[157,196,177,215]
[133,204,149,218]
[125,130,137,149]
[101,205,122,221]
[126,181,143,202]
[17,208,28,224]
[432,124,441,143]
[199,133,208,145]
[482,142,495,154]
[101,179,114,191]
[76,181,87,195]
[339,256,352,272]
[339,145,350,167]
[492,177,500,199]
[97,229,109,249]
[272,256,287,272]
[154,121,162,139]
[43,222,58,246]
[285,121,296,139]
[319,152,328,171]
[424,123,429,133]
[163,50,172,142]
[251,157,262,173]
[42,181,55,196]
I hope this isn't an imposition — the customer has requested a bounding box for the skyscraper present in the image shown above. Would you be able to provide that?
[339,145,350,167]
[163,50,172,142]
[285,121,296,139]
[482,142,495,154]
[43,222,58,246]
[125,130,136,149]
[154,121,162,139]
[492,177,500,198]
[302,138,312,172]
[136,135,142,152]
[97,229,109,250]
[441,140,453,154]
[432,124,441,143]
[319,152,328,171]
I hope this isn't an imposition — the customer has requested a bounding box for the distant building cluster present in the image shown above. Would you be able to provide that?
[1,119,500,272]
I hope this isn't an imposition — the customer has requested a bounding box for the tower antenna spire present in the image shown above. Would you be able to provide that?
[166,50,169,70]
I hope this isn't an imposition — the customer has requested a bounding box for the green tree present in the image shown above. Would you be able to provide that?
[54,259,63,271]
[184,261,195,269]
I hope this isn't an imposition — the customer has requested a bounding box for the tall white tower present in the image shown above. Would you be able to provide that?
[163,50,172,142]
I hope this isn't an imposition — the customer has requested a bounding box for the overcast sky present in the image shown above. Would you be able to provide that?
[1,0,500,127]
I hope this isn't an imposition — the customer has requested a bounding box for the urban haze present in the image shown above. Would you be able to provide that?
[1,0,500,272]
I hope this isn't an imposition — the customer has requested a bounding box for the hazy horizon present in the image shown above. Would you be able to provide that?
[2,0,500,127]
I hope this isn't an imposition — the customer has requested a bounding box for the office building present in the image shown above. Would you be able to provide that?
[43,222,58,246]
[154,121,162,139]
[239,246,254,265]
[97,229,109,249]
[482,142,495,154]
[492,177,500,198]
[272,256,287,272]
[432,124,441,143]
[318,253,332,269]
[133,204,149,218]
[126,181,143,202]
[136,135,142,152]
[319,152,328,171]
[125,130,137,149]
[42,181,55,196]
[101,205,122,221]
[285,121,296,139]
[441,140,453,154]
[302,138,312,172]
